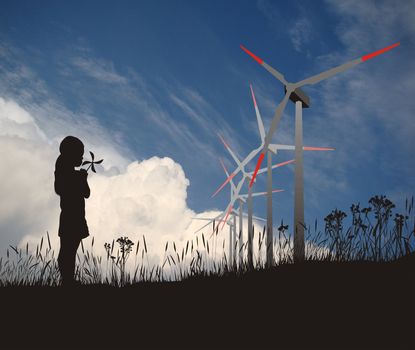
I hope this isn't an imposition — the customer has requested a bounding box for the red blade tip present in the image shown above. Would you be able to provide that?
[211,173,235,198]
[249,152,265,188]
[221,205,233,230]
[240,45,263,65]
[249,84,258,107]
[361,42,400,62]
[218,133,230,149]
[274,159,295,167]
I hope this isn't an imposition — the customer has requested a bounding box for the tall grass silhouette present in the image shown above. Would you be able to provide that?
[0,195,413,287]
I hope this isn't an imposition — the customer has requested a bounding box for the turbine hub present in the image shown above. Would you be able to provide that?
[284,86,311,108]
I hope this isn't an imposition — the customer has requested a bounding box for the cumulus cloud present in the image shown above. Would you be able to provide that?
[0,39,269,273]
[0,97,58,247]
[0,95,271,275]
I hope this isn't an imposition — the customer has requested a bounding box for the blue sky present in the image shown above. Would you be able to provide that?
[0,0,414,247]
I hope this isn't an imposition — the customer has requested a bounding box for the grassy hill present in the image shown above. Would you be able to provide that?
[1,253,413,349]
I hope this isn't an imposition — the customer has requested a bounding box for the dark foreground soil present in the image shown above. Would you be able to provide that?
[1,254,414,350]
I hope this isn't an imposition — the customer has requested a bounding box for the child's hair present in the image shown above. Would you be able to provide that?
[59,136,84,156]
[56,136,84,170]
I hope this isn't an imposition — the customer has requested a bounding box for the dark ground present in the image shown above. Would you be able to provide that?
[1,254,414,350]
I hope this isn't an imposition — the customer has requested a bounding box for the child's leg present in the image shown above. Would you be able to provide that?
[68,237,81,281]
[58,236,81,285]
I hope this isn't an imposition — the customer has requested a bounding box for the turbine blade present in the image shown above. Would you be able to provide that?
[270,144,335,151]
[303,146,335,151]
[295,42,400,88]
[273,159,295,168]
[270,144,294,151]
[262,90,292,155]
[361,42,400,61]
[249,152,265,188]
[251,189,284,197]
[268,144,279,153]
[250,158,295,177]
[241,45,288,86]
[221,205,233,230]
[219,158,230,177]
[211,172,236,197]
[250,84,266,142]
[218,134,242,168]
[252,89,297,188]
[194,220,213,234]
[218,145,262,191]
[252,215,266,222]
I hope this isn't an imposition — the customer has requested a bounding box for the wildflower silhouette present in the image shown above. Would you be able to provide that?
[104,237,134,286]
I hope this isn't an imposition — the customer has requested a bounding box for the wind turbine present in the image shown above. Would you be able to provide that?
[193,212,236,267]
[193,172,269,270]
[216,85,334,267]
[219,157,283,269]
[194,154,270,268]
[240,42,400,262]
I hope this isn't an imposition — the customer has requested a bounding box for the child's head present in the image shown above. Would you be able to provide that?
[59,136,84,167]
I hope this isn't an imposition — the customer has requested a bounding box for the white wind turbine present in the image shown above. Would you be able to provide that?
[214,85,334,267]
[218,158,282,269]
[240,42,400,262]
[195,155,279,269]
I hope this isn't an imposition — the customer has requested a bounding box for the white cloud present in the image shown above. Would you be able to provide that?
[0,97,315,278]
[0,92,269,276]
[71,56,128,84]
[0,98,59,247]
[289,17,312,53]
[0,96,197,264]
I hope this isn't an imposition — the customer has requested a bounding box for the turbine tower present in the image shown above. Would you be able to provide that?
[218,157,280,269]
[214,134,293,268]
[241,42,400,262]
[215,85,333,267]
[249,84,333,266]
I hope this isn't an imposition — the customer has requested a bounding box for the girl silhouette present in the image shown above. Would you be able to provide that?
[54,136,90,286]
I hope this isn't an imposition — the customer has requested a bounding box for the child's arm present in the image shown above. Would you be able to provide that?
[79,169,90,198]
[54,171,63,196]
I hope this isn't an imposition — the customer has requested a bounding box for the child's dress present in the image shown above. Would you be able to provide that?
[54,156,90,239]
